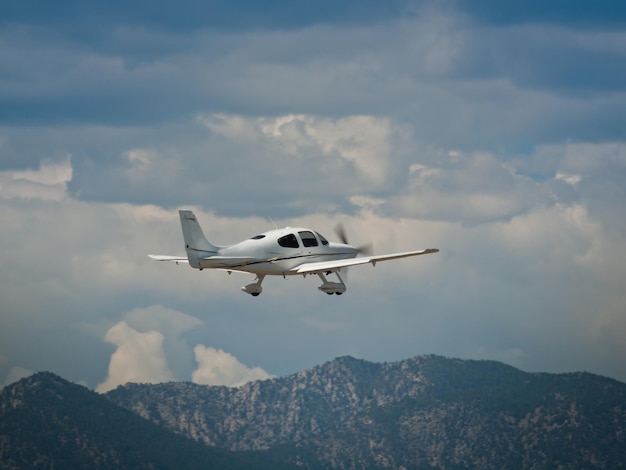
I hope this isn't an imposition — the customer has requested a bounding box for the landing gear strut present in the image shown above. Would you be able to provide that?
[317,271,347,295]
[241,275,265,296]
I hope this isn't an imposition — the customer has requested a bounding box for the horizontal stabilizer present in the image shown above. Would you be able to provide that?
[148,254,188,263]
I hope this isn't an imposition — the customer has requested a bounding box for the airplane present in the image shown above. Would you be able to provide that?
[149,210,439,296]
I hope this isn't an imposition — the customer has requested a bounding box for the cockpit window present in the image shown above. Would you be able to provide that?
[299,231,318,247]
[316,232,329,246]
[250,234,266,240]
[278,233,300,248]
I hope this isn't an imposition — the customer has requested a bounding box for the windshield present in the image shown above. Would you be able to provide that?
[316,232,329,245]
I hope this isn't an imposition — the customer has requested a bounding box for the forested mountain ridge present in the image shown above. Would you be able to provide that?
[107,355,626,468]
[0,372,289,469]
[2,355,625,469]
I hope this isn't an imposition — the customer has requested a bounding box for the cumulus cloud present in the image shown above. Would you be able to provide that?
[2,135,626,389]
[199,112,393,184]
[124,305,203,338]
[0,155,72,201]
[192,345,273,387]
[123,305,206,378]
[385,150,544,224]
[93,305,276,391]
[175,112,400,216]
[96,321,172,393]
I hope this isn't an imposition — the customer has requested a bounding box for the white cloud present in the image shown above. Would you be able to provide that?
[96,321,172,393]
[199,113,393,187]
[0,155,72,201]
[555,172,582,185]
[535,142,626,179]
[387,150,544,224]
[192,345,272,387]
[288,114,392,186]
[124,305,203,337]
[1,138,626,391]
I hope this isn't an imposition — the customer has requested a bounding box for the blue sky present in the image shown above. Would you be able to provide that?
[1,0,625,390]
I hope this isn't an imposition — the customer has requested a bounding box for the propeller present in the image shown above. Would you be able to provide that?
[333,222,373,256]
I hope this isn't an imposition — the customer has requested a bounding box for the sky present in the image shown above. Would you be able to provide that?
[1,0,626,391]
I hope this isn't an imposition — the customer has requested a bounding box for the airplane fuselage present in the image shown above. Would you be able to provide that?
[198,227,358,276]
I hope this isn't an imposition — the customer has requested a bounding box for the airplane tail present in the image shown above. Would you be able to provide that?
[179,210,220,268]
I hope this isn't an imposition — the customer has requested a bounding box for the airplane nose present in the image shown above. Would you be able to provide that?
[347,244,359,255]
[329,242,357,256]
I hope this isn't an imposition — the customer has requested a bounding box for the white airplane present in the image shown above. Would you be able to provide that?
[150,210,439,296]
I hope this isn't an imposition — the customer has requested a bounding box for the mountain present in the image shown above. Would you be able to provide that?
[107,355,626,469]
[2,356,626,469]
[0,372,288,469]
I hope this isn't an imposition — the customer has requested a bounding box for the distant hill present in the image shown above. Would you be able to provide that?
[2,356,626,469]
[0,372,288,469]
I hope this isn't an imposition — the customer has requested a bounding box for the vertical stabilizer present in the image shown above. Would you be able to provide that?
[179,210,219,268]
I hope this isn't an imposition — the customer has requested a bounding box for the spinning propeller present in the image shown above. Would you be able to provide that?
[334,222,373,256]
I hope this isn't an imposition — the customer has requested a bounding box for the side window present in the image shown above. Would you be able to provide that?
[278,233,300,249]
[316,232,329,246]
[299,231,319,247]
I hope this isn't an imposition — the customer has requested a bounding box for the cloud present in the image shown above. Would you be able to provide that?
[94,305,274,391]
[199,112,392,186]
[61,112,398,216]
[96,321,172,393]
[2,1,626,390]
[0,155,72,201]
[192,345,273,387]
[2,133,626,389]
[124,305,203,337]
[4,5,626,148]
[123,305,205,378]
[555,172,582,186]
[385,150,544,224]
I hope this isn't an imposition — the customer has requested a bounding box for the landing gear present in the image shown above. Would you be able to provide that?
[317,271,347,295]
[242,275,265,296]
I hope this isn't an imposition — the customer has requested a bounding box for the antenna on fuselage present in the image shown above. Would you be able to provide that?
[268,217,279,230]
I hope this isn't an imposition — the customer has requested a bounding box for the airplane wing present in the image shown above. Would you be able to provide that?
[292,248,439,274]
